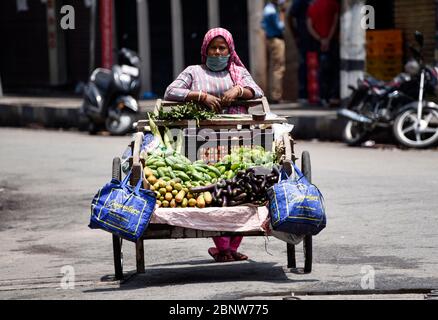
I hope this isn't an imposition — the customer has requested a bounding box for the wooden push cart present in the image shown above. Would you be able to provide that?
[111,97,313,280]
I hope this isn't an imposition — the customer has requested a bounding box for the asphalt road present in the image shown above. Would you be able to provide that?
[0,128,437,300]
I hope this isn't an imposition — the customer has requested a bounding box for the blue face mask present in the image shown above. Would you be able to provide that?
[206,55,230,71]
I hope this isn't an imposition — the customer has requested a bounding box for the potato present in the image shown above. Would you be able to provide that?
[165,193,173,202]
[188,198,197,207]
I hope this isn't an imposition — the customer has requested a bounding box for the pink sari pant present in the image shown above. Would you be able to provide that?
[213,236,243,252]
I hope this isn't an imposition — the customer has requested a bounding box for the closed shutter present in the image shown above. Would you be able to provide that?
[0,1,49,87]
[63,0,92,84]
[394,0,436,63]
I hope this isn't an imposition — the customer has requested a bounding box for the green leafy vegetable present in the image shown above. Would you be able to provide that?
[152,102,216,126]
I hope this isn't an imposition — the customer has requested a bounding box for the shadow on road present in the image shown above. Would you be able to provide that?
[84,261,319,294]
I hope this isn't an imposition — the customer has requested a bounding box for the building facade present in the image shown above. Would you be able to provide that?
[1,0,437,101]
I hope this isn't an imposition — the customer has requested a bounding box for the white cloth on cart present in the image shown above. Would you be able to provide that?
[150,206,269,232]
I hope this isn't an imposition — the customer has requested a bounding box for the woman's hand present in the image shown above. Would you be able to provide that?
[221,86,240,106]
[203,93,222,113]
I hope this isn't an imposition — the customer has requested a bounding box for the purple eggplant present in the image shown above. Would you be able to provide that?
[190,184,216,193]
[233,192,247,201]
[222,195,228,207]
[229,200,246,206]
[227,184,232,197]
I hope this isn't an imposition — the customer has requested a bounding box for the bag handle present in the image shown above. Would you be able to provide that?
[292,163,306,181]
[121,171,131,186]
[279,163,308,183]
[120,169,144,195]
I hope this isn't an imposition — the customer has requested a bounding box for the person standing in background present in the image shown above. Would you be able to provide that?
[287,0,314,105]
[261,0,287,104]
[306,0,340,107]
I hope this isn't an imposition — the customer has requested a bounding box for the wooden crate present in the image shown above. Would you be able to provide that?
[366,29,403,44]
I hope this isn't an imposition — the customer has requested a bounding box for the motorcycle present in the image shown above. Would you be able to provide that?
[338,31,438,148]
[392,32,438,148]
[82,48,141,135]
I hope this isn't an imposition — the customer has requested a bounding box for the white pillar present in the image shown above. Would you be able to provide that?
[208,0,220,29]
[340,0,366,99]
[247,0,267,92]
[171,0,185,79]
[137,0,152,93]
[88,0,97,74]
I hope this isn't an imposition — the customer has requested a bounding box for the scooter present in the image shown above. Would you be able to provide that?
[338,32,438,148]
[82,48,141,135]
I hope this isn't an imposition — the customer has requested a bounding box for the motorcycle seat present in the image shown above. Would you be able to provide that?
[365,76,387,88]
[91,68,113,91]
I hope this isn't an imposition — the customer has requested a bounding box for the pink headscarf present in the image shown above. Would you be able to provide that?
[201,28,246,86]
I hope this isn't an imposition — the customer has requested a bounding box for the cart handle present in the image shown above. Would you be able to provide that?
[154,96,270,115]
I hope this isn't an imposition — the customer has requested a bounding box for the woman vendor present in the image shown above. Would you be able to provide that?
[164,27,264,262]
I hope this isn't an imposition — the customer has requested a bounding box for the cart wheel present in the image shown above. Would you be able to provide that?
[112,157,124,280]
[301,151,313,273]
[112,235,123,280]
[303,235,312,273]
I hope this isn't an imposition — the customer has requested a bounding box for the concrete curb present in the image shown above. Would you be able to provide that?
[0,98,346,141]
[0,104,83,129]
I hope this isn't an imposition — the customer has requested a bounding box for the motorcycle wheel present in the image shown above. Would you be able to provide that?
[342,120,370,146]
[105,111,135,136]
[393,106,438,148]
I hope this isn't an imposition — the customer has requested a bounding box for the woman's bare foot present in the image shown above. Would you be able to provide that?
[230,251,248,261]
[208,247,234,262]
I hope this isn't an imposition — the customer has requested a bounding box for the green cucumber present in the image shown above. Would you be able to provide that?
[174,170,191,181]
[190,171,204,181]
[193,165,210,174]
[172,163,186,171]
[206,166,221,177]
[154,161,167,168]
[146,157,159,166]
[164,157,175,167]
[157,167,167,178]
[167,167,177,179]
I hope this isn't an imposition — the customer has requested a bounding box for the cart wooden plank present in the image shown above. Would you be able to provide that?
[137,117,288,131]
[142,224,265,239]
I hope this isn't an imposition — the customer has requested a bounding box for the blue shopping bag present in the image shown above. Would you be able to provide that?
[267,164,326,236]
[88,170,157,242]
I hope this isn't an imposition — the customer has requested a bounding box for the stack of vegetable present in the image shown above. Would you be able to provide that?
[143,150,222,187]
[142,116,281,208]
[190,166,280,207]
[213,146,276,180]
[144,168,212,208]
